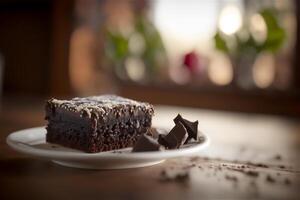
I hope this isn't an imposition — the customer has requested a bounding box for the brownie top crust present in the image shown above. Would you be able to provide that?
[46,95,154,121]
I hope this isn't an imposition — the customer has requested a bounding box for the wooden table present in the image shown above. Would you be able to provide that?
[0,98,299,200]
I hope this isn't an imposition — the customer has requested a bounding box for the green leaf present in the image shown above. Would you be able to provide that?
[214,32,229,53]
[105,30,129,61]
[260,9,286,52]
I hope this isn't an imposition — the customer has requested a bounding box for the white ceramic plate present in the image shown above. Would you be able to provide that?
[6,127,210,169]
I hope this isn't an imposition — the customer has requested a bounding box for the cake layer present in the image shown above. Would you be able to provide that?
[46,121,148,152]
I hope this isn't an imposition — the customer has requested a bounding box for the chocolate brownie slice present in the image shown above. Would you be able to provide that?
[45,95,154,153]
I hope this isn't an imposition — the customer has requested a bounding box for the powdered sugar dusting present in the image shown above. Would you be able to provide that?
[47,95,154,118]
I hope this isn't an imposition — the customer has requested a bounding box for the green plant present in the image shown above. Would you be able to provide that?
[104,14,167,79]
[214,9,286,57]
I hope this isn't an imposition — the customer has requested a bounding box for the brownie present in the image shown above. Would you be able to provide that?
[45,95,154,153]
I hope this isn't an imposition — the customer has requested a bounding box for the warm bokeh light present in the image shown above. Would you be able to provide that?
[128,33,146,56]
[153,0,218,63]
[253,53,275,88]
[208,52,233,86]
[250,13,267,44]
[169,66,191,85]
[153,0,217,44]
[218,4,242,35]
[125,57,146,81]
[69,26,96,94]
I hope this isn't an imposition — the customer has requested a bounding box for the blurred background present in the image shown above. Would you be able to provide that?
[0,0,299,117]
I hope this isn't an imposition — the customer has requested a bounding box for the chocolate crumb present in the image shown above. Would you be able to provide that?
[225,174,238,182]
[279,165,285,169]
[160,170,167,177]
[274,154,282,160]
[266,175,275,183]
[257,163,269,168]
[174,173,189,182]
[284,178,291,185]
[245,161,270,168]
[190,157,200,162]
[245,161,252,165]
[160,170,190,183]
[182,164,196,170]
[202,157,209,161]
[244,170,259,177]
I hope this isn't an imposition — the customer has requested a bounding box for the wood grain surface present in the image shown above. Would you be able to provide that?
[0,98,299,200]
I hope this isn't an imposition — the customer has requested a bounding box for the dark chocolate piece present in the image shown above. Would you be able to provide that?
[174,114,198,141]
[45,95,154,153]
[158,122,188,149]
[146,127,160,139]
[158,134,168,148]
[132,134,163,152]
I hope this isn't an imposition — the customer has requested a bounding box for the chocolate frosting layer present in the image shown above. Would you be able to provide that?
[46,95,154,123]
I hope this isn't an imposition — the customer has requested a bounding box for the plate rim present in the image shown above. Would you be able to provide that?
[6,126,210,160]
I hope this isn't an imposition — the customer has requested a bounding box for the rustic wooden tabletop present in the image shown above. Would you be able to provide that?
[0,98,299,200]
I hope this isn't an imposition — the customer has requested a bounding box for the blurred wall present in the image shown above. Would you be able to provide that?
[0,1,52,95]
[0,0,73,97]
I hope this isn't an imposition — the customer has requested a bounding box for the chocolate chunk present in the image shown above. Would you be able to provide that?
[158,122,188,149]
[173,114,198,141]
[132,134,163,152]
[146,127,162,139]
